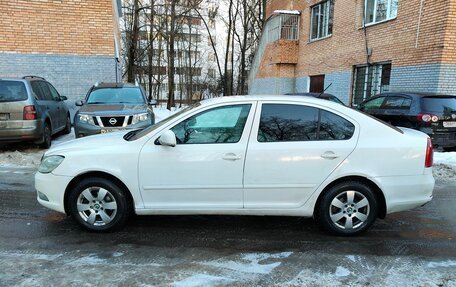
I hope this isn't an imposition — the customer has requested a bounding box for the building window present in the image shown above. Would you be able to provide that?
[352,62,391,105]
[310,0,334,41]
[365,0,398,25]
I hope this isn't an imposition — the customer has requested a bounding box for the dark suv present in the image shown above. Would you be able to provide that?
[74,83,155,138]
[0,76,71,148]
[359,92,456,150]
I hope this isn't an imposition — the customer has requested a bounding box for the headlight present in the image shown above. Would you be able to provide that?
[78,114,95,125]
[38,155,65,174]
[131,113,149,125]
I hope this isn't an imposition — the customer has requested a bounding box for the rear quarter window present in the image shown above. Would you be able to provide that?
[0,81,28,102]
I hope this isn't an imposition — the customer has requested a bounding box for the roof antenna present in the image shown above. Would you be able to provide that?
[318,83,332,98]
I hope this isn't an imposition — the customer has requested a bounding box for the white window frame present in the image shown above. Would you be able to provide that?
[364,0,398,26]
[310,0,333,41]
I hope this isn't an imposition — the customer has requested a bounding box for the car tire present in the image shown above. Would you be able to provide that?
[40,123,52,149]
[68,177,130,232]
[316,181,378,236]
[63,115,71,134]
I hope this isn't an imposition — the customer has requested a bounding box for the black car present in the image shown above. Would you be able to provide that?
[285,92,345,105]
[358,92,456,151]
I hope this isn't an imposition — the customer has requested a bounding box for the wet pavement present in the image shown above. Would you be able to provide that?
[0,167,455,286]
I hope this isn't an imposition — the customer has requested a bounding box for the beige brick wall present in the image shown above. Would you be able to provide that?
[262,0,454,79]
[442,0,456,64]
[0,0,115,56]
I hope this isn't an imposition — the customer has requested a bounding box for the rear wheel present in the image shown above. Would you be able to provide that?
[68,177,130,232]
[316,182,378,236]
[40,123,52,149]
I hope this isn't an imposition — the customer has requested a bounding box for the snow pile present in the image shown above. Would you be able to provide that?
[434,152,456,166]
[0,149,44,167]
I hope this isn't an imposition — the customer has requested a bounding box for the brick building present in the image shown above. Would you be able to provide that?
[248,0,456,105]
[0,0,122,103]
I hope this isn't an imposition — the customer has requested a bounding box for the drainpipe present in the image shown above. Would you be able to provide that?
[415,0,425,48]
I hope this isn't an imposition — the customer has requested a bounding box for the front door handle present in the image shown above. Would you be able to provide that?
[223,153,242,161]
[321,151,339,160]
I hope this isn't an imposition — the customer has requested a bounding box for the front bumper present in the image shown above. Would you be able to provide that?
[35,171,73,214]
[74,120,153,138]
[0,120,43,142]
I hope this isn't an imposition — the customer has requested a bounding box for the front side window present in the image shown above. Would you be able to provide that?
[365,0,399,25]
[171,104,251,144]
[361,97,385,111]
[310,0,334,41]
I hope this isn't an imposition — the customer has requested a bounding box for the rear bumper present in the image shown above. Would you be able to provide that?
[430,133,456,148]
[0,120,43,142]
[372,171,434,214]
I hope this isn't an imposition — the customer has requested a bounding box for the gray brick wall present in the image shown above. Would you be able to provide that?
[0,52,118,120]
[249,77,295,95]
[295,76,309,93]
[390,64,441,93]
[324,71,352,105]
[438,64,456,94]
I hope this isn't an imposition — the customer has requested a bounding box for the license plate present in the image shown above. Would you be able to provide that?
[101,129,126,134]
[0,113,9,121]
[443,121,456,128]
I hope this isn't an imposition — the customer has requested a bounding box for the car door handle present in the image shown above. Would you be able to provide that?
[223,153,242,161]
[321,151,339,160]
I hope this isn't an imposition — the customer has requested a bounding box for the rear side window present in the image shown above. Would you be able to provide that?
[258,104,355,142]
[258,104,319,142]
[0,81,28,102]
[382,97,412,109]
[422,97,456,114]
[31,81,52,100]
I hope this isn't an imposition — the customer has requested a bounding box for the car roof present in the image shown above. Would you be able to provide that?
[200,95,341,106]
[285,92,335,98]
[92,82,138,89]
[377,92,456,98]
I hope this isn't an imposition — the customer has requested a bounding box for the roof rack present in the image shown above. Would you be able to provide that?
[22,75,46,80]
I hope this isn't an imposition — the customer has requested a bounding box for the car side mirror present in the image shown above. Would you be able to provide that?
[157,130,177,147]
[149,99,157,106]
[75,100,84,106]
[60,96,68,101]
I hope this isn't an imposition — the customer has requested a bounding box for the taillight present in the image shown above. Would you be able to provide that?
[417,113,439,123]
[23,105,37,120]
[425,137,433,168]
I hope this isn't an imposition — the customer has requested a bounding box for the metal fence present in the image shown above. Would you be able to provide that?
[248,13,300,93]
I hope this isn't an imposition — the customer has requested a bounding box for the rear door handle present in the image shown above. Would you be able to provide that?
[321,151,339,160]
[223,153,242,161]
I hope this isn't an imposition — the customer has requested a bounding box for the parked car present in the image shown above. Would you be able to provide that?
[74,82,155,138]
[285,92,345,105]
[36,95,434,235]
[0,76,71,148]
[358,92,456,151]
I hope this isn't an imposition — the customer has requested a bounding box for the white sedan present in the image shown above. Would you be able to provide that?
[35,96,434,235]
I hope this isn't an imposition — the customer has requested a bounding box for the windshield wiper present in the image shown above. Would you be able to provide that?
[87,101,108,104]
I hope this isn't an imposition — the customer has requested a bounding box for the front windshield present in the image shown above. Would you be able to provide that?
[129,103,200,141]
[86,87,145,104]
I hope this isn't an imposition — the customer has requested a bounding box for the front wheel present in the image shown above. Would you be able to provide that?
[68,177,130,232]
[63,115,71,134]
[316,182,378,236]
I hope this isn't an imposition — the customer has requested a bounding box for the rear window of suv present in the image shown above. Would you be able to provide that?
[0,81,28,102]
[422,97,456,114]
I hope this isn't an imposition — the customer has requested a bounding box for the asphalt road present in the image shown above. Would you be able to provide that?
[0,167,455,286]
